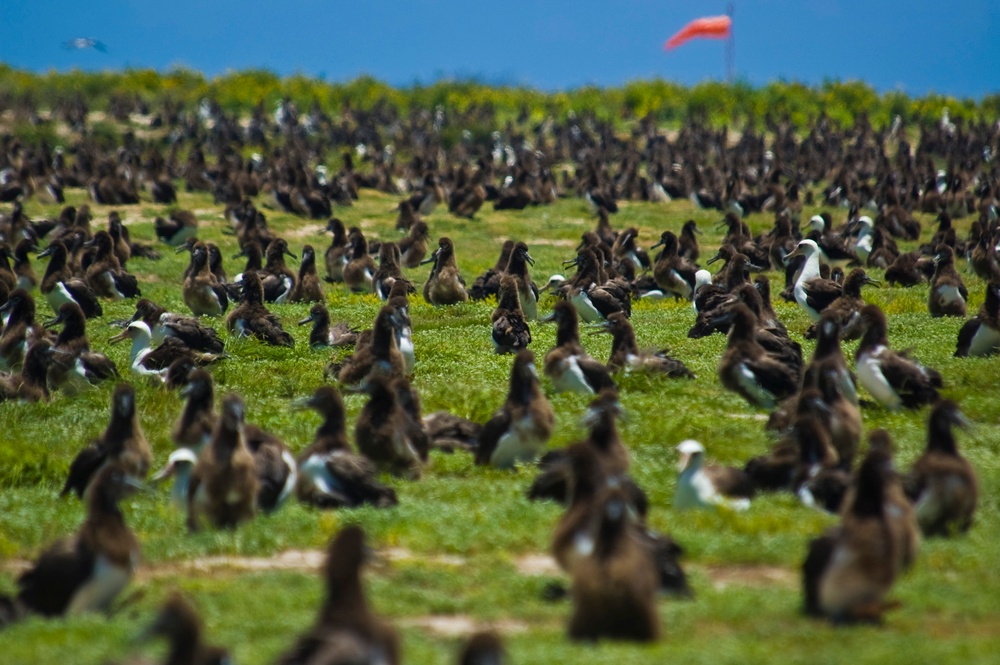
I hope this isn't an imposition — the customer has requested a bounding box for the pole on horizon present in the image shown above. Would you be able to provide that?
[726,3,735,83]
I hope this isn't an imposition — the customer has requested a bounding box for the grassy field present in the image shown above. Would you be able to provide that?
[1,185,998,664]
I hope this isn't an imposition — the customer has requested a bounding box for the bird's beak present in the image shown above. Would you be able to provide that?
[150,462,176,484]
[108,329,131,345]
[864,276,881,287]
[562,257,579,266]
[291,395,316,411]
[784,248,803,263]
[285,248,298,260]
[0,300,11,315]
[419,253,436,265]
[43,315,62,329]
[539,312,556,324]
[525,253,536,266]
[692,226,703,235]
[36,246,53,259]
[706,253,722,264]
[297,314,314,326]
[174,244,190,254]
[650,240,664,250]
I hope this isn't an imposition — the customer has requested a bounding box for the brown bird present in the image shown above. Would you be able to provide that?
[289,244,324,303]
[324,217,350,283]
[422,237,468,305]
[294,386,398,509]
[37,239,103,318]
[226,271,294,347]
[716,303,798,409]
[543,301,616,395]
[803,268,879,341]
[476,349,555,468]
[334,305,405,389]
[955,282,1000,357]
[469,240,514,301]
[1,463,141,622]
[343,230,377,294]
[354,375,426,479]
[928,245,967,318]
[186,393,259,530]
[372,241,413,300]
[61,383,151,498]
[491,275,531,354]
[398,220,430,268]
[138,594,231,665]
[803,444,916,623]
[298,303,358,349]
[601,311,694,378]
[855,305,941,410]
[275,526,400,665]
[84,230,141,299]
[182,242,229,317]
[904,400,979,536]
[567,483,660,642]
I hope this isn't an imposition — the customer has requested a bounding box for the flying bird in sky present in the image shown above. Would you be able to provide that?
[63,38,108,53]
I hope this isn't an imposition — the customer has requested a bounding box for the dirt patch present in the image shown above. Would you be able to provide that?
[383,547,467,567]
[281,223,326,240]
[140,549,326,580]
[695,563,796,590]
[399,615,528,637]
[514,553,561,577]
[728,413,770,421]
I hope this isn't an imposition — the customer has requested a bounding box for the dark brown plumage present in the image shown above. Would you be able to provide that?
[294,386,398,509]
[61,384,150,498]
[903,400,978,536]
[491,275,531,354]
[476,349,554,468]
[4,463,141,622]
[276,526,400,665]
[187,393,259,530]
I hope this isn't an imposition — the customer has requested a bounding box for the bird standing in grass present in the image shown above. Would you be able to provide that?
[276,526,400,665]
[1,464,141,624]
[186,393,259,530]
[904,400,978,536]
[855,305,941,410]
[476,349,554,468]
[62,384,151,498]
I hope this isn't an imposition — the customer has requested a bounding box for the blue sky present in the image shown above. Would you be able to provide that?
[0,0,996,97]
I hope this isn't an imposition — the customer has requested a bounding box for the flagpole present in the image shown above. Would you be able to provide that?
[726,4,735,83]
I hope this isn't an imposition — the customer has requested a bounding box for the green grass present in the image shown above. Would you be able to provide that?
[1,186,999,663]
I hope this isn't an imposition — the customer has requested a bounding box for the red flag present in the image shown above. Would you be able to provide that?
[664,15,732,50]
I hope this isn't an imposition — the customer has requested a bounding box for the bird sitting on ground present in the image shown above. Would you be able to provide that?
[354,375,427,479]
[61,383,151,499]
[422,237,469,305]
[226,271,294,347]
[491,275,531,354]
[855,305,942,410]
[135,594,231,665]
[127,298,224,354]
[298,303,358,349]
[715,303,799,409]
[0,464,141,625]
[476,350,555,468]
[955,282,1000,357]
[275,526,400,665]
[186,393,259,531]
[674,439,753,511]
[293,386,398,509]
[600,312,694,378]
[903,400,978,536]
[542,301,616,394]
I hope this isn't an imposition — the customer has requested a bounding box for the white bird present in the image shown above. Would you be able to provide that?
[674,440,750,511]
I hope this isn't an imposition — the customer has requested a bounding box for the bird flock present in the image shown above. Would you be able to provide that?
[0,94,997,661]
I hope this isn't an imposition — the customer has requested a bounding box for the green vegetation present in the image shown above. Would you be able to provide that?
[1,64,997,129]
[0,180,998,663]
